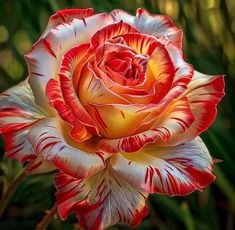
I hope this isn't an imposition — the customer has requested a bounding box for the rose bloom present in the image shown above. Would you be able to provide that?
[0,8,224,230]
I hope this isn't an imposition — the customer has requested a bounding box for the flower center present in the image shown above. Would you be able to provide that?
[96,40,148,86]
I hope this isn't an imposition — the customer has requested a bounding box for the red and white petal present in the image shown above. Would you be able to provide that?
[111,9,135,25]
[86,103,164,139]
[168,71,225,145]
[99,128,162,154]
[160,40,194,103]
[3,124,36,163]
[110,137,215,196]
[41,8,94,37]
[27,118,110,179]
[26,155,56,175]
[56,44,100,135]
[0,80,46,124]
[98,97,194,153]
[152,97,194,142]
[46,78,77,126]
[91,20,139,48]
[26,13,114,110]
[46,78,93,141]
[0,80,46,163]
[135,8,183,49]
[54,167,148,230]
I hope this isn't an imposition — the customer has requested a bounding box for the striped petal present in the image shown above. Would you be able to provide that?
[111,8,183,49]
[86,103,162,139]
[55,44,100,135]
[111,9,135,25]
[27,118,110,179]
[99,97,194,153]
[122,33,175,93]
[79,64,129,105]
[26,13,113,111]
[135,8,183,49]
[0,81,46,166]
[90,20,139,48]
[26,155,56,175]
[151,97,194,142]
[159,38,194,103]
[110,137,215,195]
[46,77,95,141]
[55,167,148,230]
[168,71,225,145]
[41,8,94,37]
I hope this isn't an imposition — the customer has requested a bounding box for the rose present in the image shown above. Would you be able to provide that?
[0,8,224,230]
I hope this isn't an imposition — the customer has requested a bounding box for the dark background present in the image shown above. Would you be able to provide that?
[0,0,235,229]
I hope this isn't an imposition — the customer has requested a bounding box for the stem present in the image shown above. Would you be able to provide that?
[35,203,57,230]
[0,169,26,219]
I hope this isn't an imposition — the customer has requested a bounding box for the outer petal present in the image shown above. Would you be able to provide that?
[54,167,148,230]
[110,137,215,195]
[0,81,46,168]
[26,13,113,110]
[25,155,56,175]
[41,8,94,37]
[135,8,183,49]
[27,118,110,179]
[111,8,183,49]
[168,71,225,145]
[111,9,135,25]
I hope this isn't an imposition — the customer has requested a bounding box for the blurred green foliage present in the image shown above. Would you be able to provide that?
[0,0,235,229]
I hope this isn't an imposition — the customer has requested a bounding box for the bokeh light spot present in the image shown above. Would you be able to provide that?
[0,25,9,43]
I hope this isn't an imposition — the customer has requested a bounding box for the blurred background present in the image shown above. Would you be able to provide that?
[0,0,234,229]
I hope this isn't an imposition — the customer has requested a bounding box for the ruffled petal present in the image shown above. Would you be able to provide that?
[25,155,56,175]
[56,44,100,135]
[28,118,110,179]
[135,8,183,49]
[45,42,99,139]
[98,129,160,154]
[112,8,182,49]
[54,167,148,230]
[86,103,164,139]
[110,137,215,195]
[151,97,194,142]
[46,78,93,141]
[159,38,194,103]
[79,64,129,105]
[91,20,139,48]
[123,33,175,100]
[0,81,46,166]
[99,97,194,153]
[168,71,225,145]
[41,8,94,37]
[111,9,135,25]
[26,13,113,110]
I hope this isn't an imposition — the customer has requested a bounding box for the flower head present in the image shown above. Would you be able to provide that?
[0,8,224,230]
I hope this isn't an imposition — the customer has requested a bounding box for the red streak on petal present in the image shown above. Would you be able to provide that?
[43,38,57,58]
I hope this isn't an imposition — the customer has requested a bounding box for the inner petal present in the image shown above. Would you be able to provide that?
[106,58,132,74]
[97,40,149,87]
